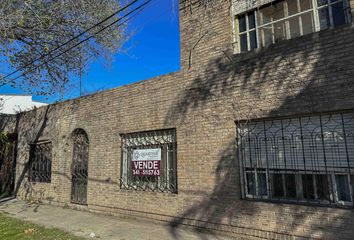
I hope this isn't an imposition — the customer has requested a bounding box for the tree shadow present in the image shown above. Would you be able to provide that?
[169,141,261,239]
[166,10,354,238]
[12,105,51,199]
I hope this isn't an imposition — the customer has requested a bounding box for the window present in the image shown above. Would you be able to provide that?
[29,142,52,183]
[234,0,351,52]
[237,111,354,206]
[120,129,177,193]
[71,128,89,205]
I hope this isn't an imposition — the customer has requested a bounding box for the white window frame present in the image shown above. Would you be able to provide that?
[233,0,352,53]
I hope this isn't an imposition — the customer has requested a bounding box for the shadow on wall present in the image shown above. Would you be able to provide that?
[0,99,122,206]
[166,29,354,126]
[0,130,17,199]
[0,105,55,202]
[165,5,354,238]
[14,106,51,200]
[0,115,19,200]
[169,140,260,239]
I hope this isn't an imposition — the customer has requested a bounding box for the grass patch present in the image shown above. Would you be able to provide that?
[0,212,85,240]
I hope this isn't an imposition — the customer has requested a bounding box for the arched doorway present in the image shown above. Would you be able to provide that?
[70,129,89,205]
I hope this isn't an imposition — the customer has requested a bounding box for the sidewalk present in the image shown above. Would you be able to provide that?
[0,199,235,240]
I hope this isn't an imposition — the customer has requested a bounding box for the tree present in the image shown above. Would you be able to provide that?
[0,0,127,96]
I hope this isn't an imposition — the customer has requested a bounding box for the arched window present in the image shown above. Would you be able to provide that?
[71,129,89,205]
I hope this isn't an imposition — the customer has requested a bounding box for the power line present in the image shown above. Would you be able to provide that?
[77,0,150,98]
[0,0,152,88]
[0,0,140,82]
[2,1,143,78]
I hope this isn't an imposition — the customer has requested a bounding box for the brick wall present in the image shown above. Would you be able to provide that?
[2,0,354,239]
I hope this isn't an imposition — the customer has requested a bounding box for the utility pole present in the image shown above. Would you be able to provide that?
[79,47,83,97]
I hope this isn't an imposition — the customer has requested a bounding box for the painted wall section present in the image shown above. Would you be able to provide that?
[0,95,47,114]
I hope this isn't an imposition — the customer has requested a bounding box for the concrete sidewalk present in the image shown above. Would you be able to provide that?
[0,199,235,240]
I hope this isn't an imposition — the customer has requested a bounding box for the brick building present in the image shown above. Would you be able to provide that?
[1,0,354,239]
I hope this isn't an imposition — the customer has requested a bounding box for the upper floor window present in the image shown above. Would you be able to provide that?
[234,0,351,53]
[29,141,52,183]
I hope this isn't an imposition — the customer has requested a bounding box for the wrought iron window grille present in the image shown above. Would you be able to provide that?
[71,128,89,205]
[236,111,354,207]
[28,141,52,183]
[120,129,177,193]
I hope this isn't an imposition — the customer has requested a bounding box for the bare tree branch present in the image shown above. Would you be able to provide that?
[0,0,128,96]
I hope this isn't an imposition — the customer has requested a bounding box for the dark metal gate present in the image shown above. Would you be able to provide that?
[71,129,89,205]
[0,134,17,200]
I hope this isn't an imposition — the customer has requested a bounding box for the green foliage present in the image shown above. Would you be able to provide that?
[0,133,10,152]
[0,132,9,144]
[0,212,85,240]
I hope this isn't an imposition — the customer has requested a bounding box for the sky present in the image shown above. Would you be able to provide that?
[0,0,180,104]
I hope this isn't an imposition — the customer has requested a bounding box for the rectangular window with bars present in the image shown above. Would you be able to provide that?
[29,142,52,183]
[234,0,351,53]
[236,111,354,206]
[120,129,177,193]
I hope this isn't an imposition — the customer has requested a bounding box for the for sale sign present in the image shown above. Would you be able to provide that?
[132,148,161,176]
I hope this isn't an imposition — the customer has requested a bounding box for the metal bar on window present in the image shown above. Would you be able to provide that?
[29,142,52,183]
[237,110,354,207]
[263,121,271,198]
[341,113,353,204]
[319,114,332,204]
[120,129,177,193]
[236,132,245,198]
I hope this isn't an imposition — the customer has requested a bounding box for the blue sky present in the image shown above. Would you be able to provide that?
[0,0,180,103]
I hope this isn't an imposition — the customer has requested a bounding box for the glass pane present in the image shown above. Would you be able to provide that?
[249,30,257,50]
[240,33,248,52]
[301,12,315,35]
[257,173,268,196]
[273,174,284,198]
[259,5,274,25]
[288,0,299,16]
[246,172,255,195]
[248,12,256,29]
[273,2,285,21]
[285,174,297,198]
[318,7,330,30]
[336,175,351,201]
[332,2,346,27]
[302,174,315,199]
[274,21,287,42]
[316,174,331,201]
[239,14,247,32]
[289,16,301,38]
[300,0,313,11]
[259,27,273,47]
[317,0,328,7]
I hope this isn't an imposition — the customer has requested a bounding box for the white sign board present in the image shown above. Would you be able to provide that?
[132,148,161,161]
[132,148,161,176]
